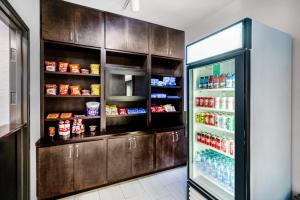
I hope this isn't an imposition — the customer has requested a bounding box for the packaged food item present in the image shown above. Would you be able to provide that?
[58,62,68,72]
[86,102,100,116]
[90,64,100,75]
[58,120,70,138]
[163,104,176,112]
[45,84,57,95]
[59,84,69,95]
[89,125,97,132]
[46,113,60,119]
[69,64,80,73]
[48,127,55,137]
[60,113,72,119]
[151,78,159,86]
[227,97,235,111]
[81,68,89,74]
[151,105,164,113]
[45,61,57,72]
[91,84,100,96]
[72,119,84,135]
[81,89,90,96]
[70,85,81,96]
[74,114,85,118]
[118,108,127,115]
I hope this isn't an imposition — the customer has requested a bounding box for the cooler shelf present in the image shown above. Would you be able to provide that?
[197,88,234,93]
[195,123,234,135]
[195,107,234,113]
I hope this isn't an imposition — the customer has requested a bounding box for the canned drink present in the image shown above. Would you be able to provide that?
[205,133,211,146]
[195,113,199,123]
[208,97,215,108]
[204,113,210,125]
[199,97,204,107]
[216,136,221,150]
[214,113,221,127]
[222,139,229,154]
[226,115,235,131]
[196,132,201,142]
[211,135,216,148]
[220,97,227,110]
[229,140,235,156]
[201,132,206,143]
[227,97,235,111]
[195,97,200,107]
[204,97,209,107]
[215,97,221,109]
[221,115,227,129]
[209,113,215,126]
[200,113,205,124]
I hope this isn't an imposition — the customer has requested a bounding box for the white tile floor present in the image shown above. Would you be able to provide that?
[59,167,187,200]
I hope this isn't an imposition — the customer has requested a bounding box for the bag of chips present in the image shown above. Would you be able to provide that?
[60,113,72,119]
[58,62,68,72]
[45,84,57,95]
[69,64,80,73]
[91,84,100,96]
[59,84,69,95]
[118,108,127,115]
[90,64,100,75]
[70,85,81,96]
[46,113,60,119]
[45,61,57,72]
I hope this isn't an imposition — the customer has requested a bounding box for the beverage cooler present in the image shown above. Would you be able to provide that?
[186,19,292,200]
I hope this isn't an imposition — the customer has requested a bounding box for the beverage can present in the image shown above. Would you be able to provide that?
[199,97,204,107]
[222,139,229,154]
[203,76,209,89]
[215,97,221,109]
[200,113,205,124]
[220,97,227,110]
[209,113,215,126]
[199,77,203,89]
[201,132,206,143]
[206,133,211,146]
[211,135,216,148]
[204,97,209,107]
[232,74,235,88]
[227,97,235,111]
[229,140,235,156]
[208,97,215,108]
[226,115,235,131]
[214,113,221,127]
[216,136,221,150]
[208,75,214,89]
[221,115,227,129]
[204,113,210,125]
[195,97,200,107]
[197,132,201,142]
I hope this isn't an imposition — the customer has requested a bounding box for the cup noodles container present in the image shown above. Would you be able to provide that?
[220,97,227,110]
[227,97,235,111]
[215,97,221,109]
[208,97,215,108]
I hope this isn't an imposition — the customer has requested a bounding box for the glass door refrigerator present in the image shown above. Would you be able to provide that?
[186,19,292,200]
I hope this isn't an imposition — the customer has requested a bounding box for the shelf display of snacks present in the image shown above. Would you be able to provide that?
[106,105,146,116]
[151,104,176,113]
[59,84,69,95]
[151,76,177,86]
[70,85,81,96]
[106,105,118,116]
[69,64,80,73]
[46,113,60,119]
[58,62,68,72]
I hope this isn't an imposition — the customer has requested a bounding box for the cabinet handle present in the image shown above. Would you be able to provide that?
[129,138,132,150]
[70,32,74,41]
[176,132,179,142]
[76,33,79,42]
[133,137,137,149]
[69,145,73,159]
[172,132,175,143]
[76,144,79,158]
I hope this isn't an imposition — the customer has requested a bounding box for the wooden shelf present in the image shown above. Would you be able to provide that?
[152,111,181,115]
[45,116,100,122]
[45,95,100,98]
[151,97,182,101]
[107,96,147,102]
[151,54,184,61]
[106,113,147,118]
[45,71,100,77]
[196,88,234,92]
[151,85,182,89]
[151,72,182,78]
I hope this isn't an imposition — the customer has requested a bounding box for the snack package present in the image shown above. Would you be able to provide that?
[59,84,69,95]
[81,68,89,74]
[81,89,90,96]
[60,113,72,119]
[91,84,100,96]
[151,105,164,113]
[106,105,118,116]
[86,102,100,116]
[69,64,80,73]
[46,113,60,119]
[48,127,55,137]
[70,85,81,96]
[58,62,68,72]
[118,108,127,115]
[163,104,176,112]
[45,61,57,72]
[90,64,100,75]
[45,84,57,95]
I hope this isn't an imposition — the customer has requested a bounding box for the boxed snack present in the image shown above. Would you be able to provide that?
[45,84,57,95]
[91,84,100,96]
[70,85,81,96]
[86,102,100,116]
[151,105,165,113]
[90,64,100,75]
[118,108,127,115]
[46,113,60,119]
[60,113,72,119]
[151,78,159,86]
[59,84,69,95]
[81,89,90,96]
[69,64,80,73]
[58,62,68,72]
[45,61,57,72]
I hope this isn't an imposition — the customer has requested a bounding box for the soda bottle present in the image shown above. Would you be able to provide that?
[232,74,235,88]
[199,77,203,89]
[203,76,209,89]
[219,73,226,88]
[226,73,234,88]
[208,75,214,89]
[213,75,220,88]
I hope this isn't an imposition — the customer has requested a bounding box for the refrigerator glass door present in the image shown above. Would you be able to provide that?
[189,59,235,200]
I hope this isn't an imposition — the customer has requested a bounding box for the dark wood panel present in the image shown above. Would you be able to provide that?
[75,7,104,47]
[132,134,154,176]
[155,132,174,170]
[105,13,126,51]
[41,0,74,43]
[37,144,74,199]
[150,24,168,57]
[127,18,148,53]
[174,129,187,165]
[168,28,184,59]
[74,139,107,191]
[107,136,132,182]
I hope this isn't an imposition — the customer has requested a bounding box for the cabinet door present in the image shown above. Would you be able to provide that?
[41,0,74,43]
[168,28,185,59]
[150,24,168,57]
[127,18,149,53]
[74,7,104,47]
[107,136,132,182]
[132,134,154,176]
[155,132,175,170]
[37,144,74,199]
[174,129,187,166]
[105,13,127,51]
[74,139,107,191]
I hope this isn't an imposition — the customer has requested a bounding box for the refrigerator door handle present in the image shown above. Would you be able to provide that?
[175,132,179,142]
[172,132,175,142]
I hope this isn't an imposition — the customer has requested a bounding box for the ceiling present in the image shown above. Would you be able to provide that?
[64,0,236,30]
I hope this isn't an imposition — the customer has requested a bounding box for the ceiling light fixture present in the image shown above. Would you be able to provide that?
[123,0,140,12]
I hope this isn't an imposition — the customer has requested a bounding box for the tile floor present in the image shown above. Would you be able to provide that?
[59,166,187,200]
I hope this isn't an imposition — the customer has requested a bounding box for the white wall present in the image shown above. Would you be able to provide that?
[7,0,40,199]
[185,0,300,194]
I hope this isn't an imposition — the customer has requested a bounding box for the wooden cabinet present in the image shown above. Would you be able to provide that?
[74,139,107,191]
[105,13,149,53]
[37,144,74,199]
[42,0,75,43]
[107,134,154,182]
[42,0,103,47]
[155,129,186,170]
[74,7,104,47]
[107,136,132,182]
[150,25,184,59]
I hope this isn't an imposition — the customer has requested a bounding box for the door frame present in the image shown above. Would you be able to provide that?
[186,49,250,200]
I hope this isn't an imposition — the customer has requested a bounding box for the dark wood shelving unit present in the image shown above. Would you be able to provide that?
[106,113,147,118]
[45,116,100,122]
[44,95,101,98]
[44,71,100,77]
[151,85,182,89]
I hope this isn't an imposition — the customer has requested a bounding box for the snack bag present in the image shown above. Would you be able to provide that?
[86,102,100,116]
[91,84,100,96]
[60,113,72,119]
[58,62,68,72]
[106,105,111,115]
[81,89,90,96]
[46,113,60,119]
[59,84,69,95]
[45,61,57,72]
[118,108,127,115]
[70,85,81,96]
[110,105,118,115]
[45,84,57,95]
[90,64,100,75]
[81,68,89,74]
[69,64,80,73]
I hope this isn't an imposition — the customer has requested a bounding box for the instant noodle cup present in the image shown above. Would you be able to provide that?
[90,64,100,75]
